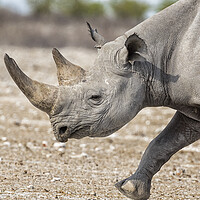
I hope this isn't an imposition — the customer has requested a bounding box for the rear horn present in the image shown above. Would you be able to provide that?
[52,48,86,86]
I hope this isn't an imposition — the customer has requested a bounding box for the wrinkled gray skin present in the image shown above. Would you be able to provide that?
[4,0,200,199]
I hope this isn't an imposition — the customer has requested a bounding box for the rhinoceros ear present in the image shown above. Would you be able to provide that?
[114,34,148,75]
[125,33,147,54]
[125,33,147,62]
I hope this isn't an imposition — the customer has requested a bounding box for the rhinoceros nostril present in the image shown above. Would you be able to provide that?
[59,126,67,135]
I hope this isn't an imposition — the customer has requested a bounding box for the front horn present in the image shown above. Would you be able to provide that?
[4,54,58,114]
[52,48,86,86]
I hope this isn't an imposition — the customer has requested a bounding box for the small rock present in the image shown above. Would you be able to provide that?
[26,142,33,149]
[145,120,151,125]
[79,143,86,148]
[27,185,34,189]
[42,141,48,147]
[1,137,7,141]
[109,145,115,151]
[95,147,101,151]
[51,177,61,182]
[46,154,52,158]
[3,141,10,147]
[0,115,5,121]
[18,143,24,148]
[14,120,21,126]
[53,142,66,149]
[58,147,65,154]
[70,152,88,158]
[93,192,97,196]
[175,168,185,176]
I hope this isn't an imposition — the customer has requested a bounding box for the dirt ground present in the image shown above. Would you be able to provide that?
[0,46,199,200]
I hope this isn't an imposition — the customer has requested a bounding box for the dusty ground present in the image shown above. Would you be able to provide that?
[0,46,199,200]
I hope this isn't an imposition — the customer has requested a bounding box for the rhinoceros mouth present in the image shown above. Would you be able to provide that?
[54,124,90,142]
[53,120,122,142]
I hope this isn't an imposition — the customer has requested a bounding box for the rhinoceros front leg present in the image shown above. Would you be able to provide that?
[115,111,200,200]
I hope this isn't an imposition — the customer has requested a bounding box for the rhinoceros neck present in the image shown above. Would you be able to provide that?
[132,61,172,108]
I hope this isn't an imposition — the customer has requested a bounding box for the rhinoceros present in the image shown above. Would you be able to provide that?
[4,0,200,199]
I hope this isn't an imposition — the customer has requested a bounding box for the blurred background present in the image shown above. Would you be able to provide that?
[0,0,178,48]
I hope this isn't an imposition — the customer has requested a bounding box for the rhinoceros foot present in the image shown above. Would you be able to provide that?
[115,174,151,200]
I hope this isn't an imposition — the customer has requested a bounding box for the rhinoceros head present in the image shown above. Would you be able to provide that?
[4,25,148,142]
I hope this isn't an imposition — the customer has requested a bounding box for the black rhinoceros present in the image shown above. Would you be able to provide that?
[4,0,200,199]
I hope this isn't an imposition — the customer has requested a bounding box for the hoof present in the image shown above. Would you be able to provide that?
[115,177,151,200]
[121,180,136,192]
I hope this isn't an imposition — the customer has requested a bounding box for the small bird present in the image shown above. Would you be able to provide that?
[87,22,105,49]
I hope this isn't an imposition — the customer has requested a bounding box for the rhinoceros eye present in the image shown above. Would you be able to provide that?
[90,95,101,101]
[87,89,104,106]
[88,94,103,105]
[90,95,102,101]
